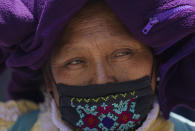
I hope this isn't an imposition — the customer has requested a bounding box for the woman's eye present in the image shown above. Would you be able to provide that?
[115,51,130,57]
[65,58,85,67]
[70,60,83,65]
[112,49,133,58]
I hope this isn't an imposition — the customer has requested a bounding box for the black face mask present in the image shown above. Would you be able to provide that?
[52,76,155,131]
[48,58,156,131]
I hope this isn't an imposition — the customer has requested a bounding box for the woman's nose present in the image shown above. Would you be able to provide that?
[91,62,117,84]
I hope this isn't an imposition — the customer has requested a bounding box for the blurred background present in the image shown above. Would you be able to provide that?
[0,69,11,102]
[0,69,195,121]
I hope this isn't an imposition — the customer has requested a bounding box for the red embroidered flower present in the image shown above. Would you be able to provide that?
[83,114,99,128]
[118,111,132,124]
[97,105,112,114]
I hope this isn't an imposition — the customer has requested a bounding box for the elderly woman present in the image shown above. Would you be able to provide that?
[0,0,195,131]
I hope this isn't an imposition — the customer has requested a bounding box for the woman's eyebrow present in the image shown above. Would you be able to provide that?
[57,37,140,54]
[60,46,87,55]
[110,41,141,49]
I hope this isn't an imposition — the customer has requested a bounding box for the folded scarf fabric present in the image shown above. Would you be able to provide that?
[0,0,195,119]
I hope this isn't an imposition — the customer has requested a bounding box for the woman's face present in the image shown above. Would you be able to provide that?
[46,2,156,106]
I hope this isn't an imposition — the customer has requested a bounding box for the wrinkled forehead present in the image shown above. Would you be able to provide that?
[64,0,129,34]
[51,0,148,59]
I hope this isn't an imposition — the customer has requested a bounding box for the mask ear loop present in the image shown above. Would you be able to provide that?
[150,54,156,79]
[46,59,58,98]
[150,54,159,95]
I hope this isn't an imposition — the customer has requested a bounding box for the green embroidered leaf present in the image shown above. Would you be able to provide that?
[111,94,118,99]
[120,93,127,98]
[84,98,90,103]
[76,98,82,103]
[92,98,100,103]
[130,91,135,96]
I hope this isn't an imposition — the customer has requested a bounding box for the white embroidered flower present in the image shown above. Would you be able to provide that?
[0,103,21,122]
[0,129,8,131]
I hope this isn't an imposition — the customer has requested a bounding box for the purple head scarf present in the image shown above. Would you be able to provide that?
[0,0,195,119]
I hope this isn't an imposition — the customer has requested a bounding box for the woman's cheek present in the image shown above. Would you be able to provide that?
[112,57,152,80]
[53,67,90,85]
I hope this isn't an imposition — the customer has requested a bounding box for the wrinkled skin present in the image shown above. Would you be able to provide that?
[43,0,156,129]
